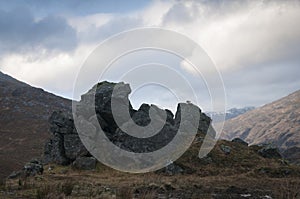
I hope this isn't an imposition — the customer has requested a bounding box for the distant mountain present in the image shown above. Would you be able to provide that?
[221,90,300,163]
[0,71,71,179]
[207,106,255,123]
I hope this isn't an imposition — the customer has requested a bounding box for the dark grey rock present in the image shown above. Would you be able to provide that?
[220,144,231,155]
[43,81,213,170]
[44,110,88,165]
[8,170,22,179]
[89,114,108,131]
[112,103,179,153]
[258,144,282,159]
[131,103,151,126]
[64,134,89,160]
[174,103,200,129]
[8,160,43,179]
[156,163,195,175]
[232,138,248,146]
[163,163,184,175]
[43,133,69,165]
[93,81,134,133]
[199,112,212,135]
[201,156,213,165]
[23,160,44,177]
[165,109,175,125]
[49,111,75,134]
[72,157,97,170]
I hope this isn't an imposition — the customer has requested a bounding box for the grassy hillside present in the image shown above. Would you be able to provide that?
[2,140,300,199]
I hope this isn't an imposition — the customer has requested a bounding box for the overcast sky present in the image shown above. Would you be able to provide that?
[0,0,300,112]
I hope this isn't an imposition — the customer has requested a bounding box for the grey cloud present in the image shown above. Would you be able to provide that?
[160,0,300,110]
[0,0,150,16]
[78,16,142,44]
[222,59,300,108]
[0,7,77,54]
[162,2,197,24]
[1,0,299,113]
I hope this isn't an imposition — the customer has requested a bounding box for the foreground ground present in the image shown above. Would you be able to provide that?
[1,164,300,199]
[1,140,300,199]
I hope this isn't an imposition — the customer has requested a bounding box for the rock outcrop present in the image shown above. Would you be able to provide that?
[258,144,282,159]
[43,111,90,166]
[43,81,213,167]
[8,159,43,179]
[231,138,248,146]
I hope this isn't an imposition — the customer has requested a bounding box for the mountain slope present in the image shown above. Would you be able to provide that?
[221,90,300,161]
[207,106,255,123]
[0,71,71,179]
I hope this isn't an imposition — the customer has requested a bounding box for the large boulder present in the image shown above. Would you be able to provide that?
[23,160,44,177]
[43,81,213,168]
[49,111,75,135]
[162,163,184,175]
[8,159,43,179]
[232,138,248,146]
[258,144,282,159]
[81,81,134,133]
[220,144,231,155]
[44,130,69,165]
[64,134,89,160]
[43,111,89,165]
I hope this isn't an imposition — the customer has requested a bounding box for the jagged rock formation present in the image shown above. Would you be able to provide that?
[43,111,89,165]
[43,81,213,167]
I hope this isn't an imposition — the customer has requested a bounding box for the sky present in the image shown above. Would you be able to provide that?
[0,0,300,112]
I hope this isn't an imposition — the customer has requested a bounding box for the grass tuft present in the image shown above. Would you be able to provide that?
[117,187,133,199]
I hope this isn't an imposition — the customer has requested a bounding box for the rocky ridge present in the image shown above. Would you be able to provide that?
[42,81,288,174]
[43,81,213,169]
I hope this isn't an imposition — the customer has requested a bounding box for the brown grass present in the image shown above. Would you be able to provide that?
[117,187,134,199]
[2,140,300,198]
[274,179,300,199]
[2,168,300,198]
